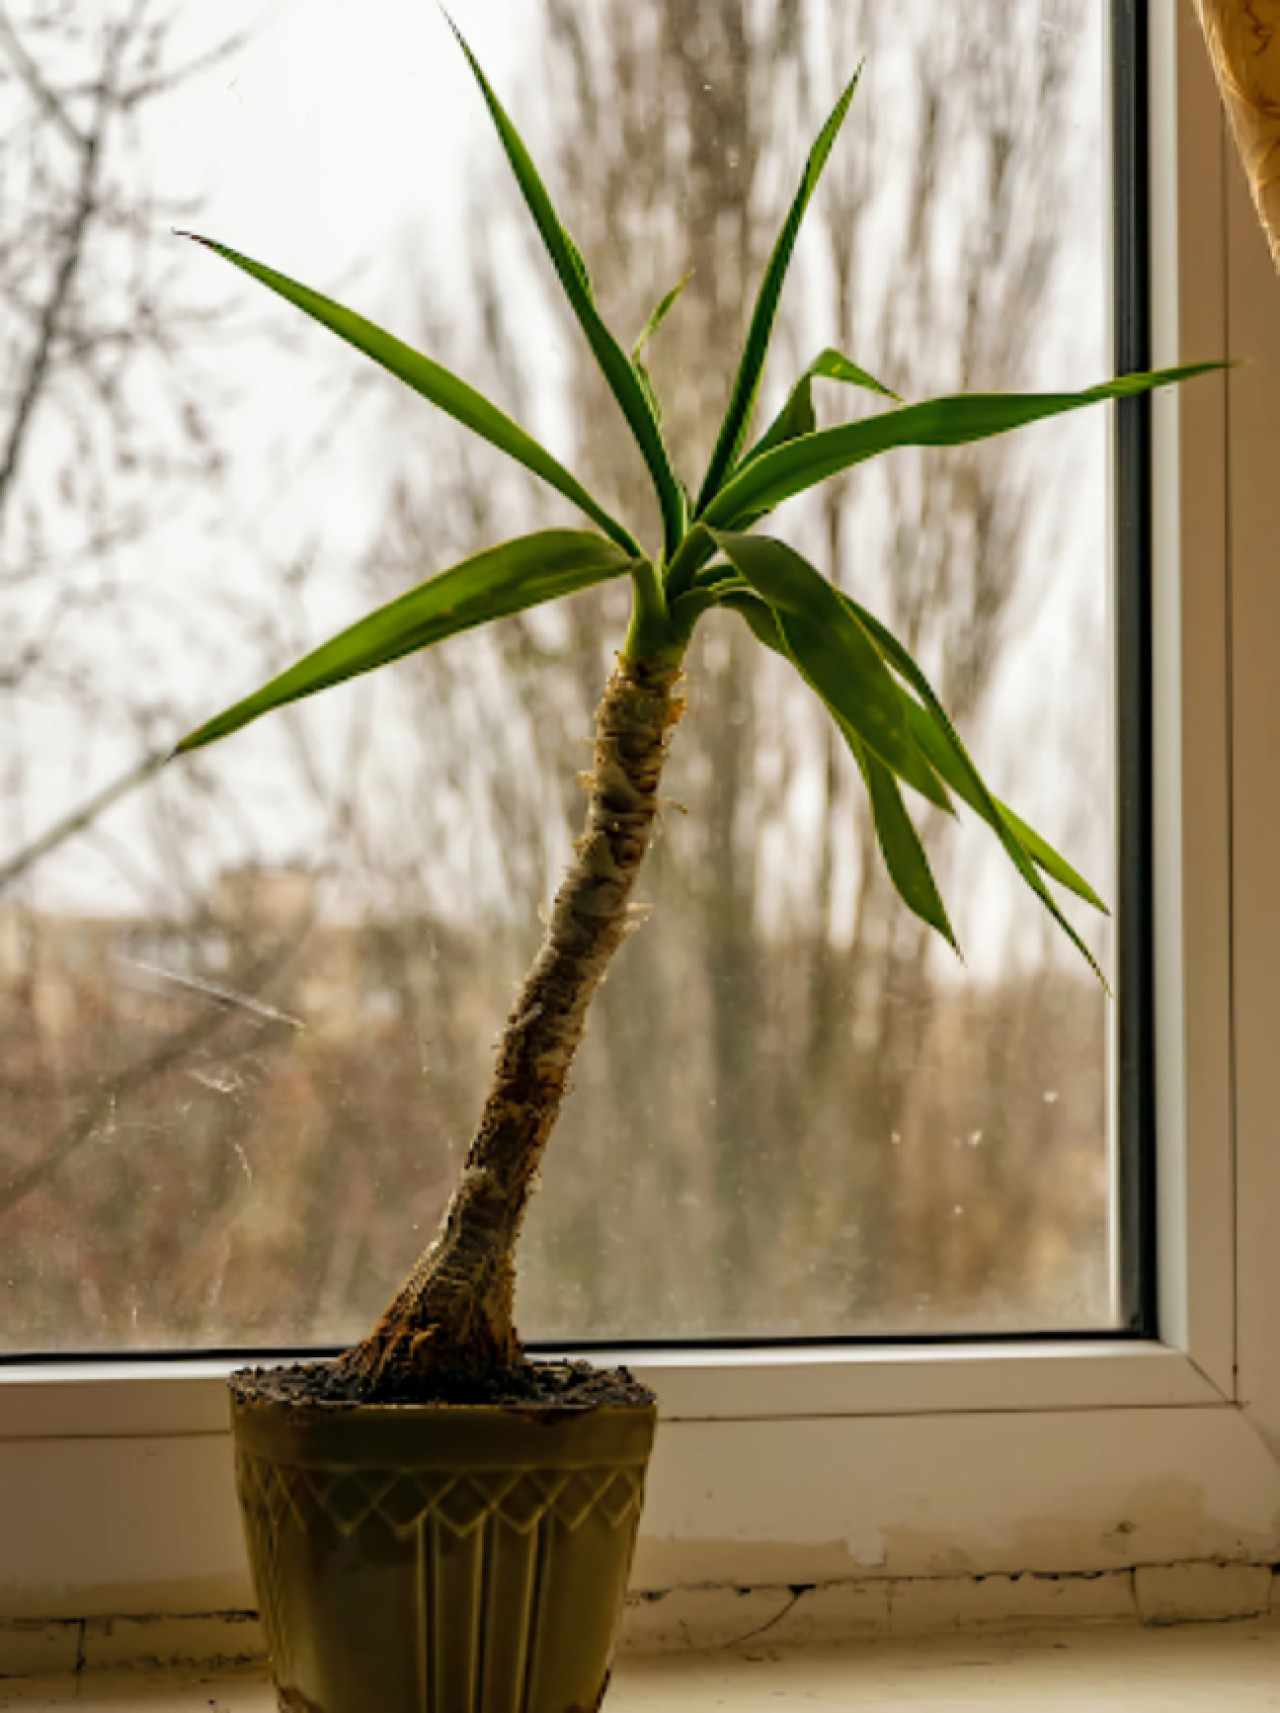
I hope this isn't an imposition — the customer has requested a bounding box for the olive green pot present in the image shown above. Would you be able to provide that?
[231,1379,656,1713]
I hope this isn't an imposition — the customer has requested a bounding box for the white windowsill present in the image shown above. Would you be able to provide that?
[6,1620,1280,1710]
[0,1338,1225,1440]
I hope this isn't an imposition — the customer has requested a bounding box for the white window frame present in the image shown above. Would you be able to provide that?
[4,3,1279,1624]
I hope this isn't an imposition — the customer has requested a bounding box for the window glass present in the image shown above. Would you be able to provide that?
[0,0,1111,1351]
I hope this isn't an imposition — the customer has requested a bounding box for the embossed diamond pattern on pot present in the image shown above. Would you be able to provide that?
[378,1472,451,1534]
[491,1470,550,1534]
[325,1473,399,1535]
[553,1470,616,1531]
[238,1452,646,1540]
[596,1468,645,1529]
[435,1474,506,1537]
[238,1454,300,1532]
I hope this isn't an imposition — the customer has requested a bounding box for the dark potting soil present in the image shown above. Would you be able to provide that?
[230,1356,654,1413]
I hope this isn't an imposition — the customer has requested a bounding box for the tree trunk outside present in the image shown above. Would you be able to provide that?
[1194,0,1280,272]
[338,651,684,1397]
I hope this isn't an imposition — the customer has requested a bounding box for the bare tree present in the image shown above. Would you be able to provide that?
[0,0,239,889]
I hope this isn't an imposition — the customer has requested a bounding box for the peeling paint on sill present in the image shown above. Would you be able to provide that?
[1,1560,1276,1677]
[621,1560,1276,1653]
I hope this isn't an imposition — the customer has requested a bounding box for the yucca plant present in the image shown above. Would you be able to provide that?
[177,25,1211,1401]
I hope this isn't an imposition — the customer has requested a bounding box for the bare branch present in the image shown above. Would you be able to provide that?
[0,98,104,518]
[0,10,86,149]
[0,748,167,894]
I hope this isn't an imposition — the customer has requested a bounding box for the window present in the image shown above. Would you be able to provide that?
[3,0,1279,1624]
[3,0,1121,1357]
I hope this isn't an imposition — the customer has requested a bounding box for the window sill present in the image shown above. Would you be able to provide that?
[6,1340,1277,1622]
[0,1338,1224,1440]
[5,1618,1280,1709]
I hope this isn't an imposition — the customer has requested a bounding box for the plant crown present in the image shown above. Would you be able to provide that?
[176,21,1219,981]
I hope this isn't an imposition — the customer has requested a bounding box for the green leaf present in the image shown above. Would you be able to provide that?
[715,585,785,648]
[668,584,724,643]
[711,588,954,945]
[446,19,686,556]
[666,560,750,640]
[710,532,949,811]
[900,694,1105,910]
[854,601,1106,910]
[996,800,1103,910]
[808,347,900,401]
[632,356,664,432]
[701,363,1226,530]
[715,583,1103,974]
[662,520,723,598]
[739,346,901,469]
[633,272,694,360]
[843,725,957,948]
[176,531,634,753]
[630,273,693,433]
[180,233,640,557]
[697,67,863,511]
[837,587,1103,906]
[839,589,1108,980]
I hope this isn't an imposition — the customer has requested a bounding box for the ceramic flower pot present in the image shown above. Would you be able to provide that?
[232,1379,656,1713]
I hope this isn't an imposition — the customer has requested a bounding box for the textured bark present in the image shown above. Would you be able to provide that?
[1194,0,1280,271]
[338,653,684,1395]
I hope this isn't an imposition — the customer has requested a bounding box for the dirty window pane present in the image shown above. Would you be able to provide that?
[0,0,1114,1351]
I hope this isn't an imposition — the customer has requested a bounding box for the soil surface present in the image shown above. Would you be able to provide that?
[230,1356,654,1412]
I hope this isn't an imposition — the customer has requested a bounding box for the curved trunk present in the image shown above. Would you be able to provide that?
[339,651,684,1397]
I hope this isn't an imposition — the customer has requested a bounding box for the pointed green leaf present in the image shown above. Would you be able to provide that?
[701,363,1226,529]
[996,799,1104,910]
[632,355,664,431]
[707,568,1095,901]
[839,589,1108,980]
[809,347,900,401]
[738,346,901,470]
[716,583,1104,975]
[711,587,955,946]
[757,380,816,456]
[843,725,957,948]
[900,694,1105,910]
[697,67,863,509]
[710,532,949,811]
[839,588,1104,908]
[446,19,685,556]
[633,272,694,360]
[630,274,693,433]
[181,233,640,557]
[176,531,634,753]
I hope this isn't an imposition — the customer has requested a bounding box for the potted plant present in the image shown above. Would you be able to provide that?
[175,23,1212,1713]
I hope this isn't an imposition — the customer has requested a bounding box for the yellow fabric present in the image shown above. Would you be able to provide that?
[1194,0,1280,272]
